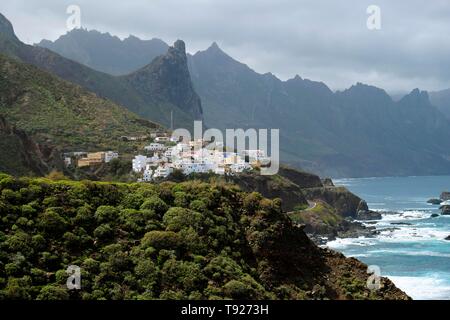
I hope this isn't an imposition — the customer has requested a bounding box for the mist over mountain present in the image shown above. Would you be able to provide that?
[189,44,450,177]
[6,13,450,177]
[430,89,450,120]
[37,29,169,75]
[0,13,201,129]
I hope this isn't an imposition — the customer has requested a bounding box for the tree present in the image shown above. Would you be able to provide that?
[37,208,68,236]
[141,231,183,251]
[94,206,119,224]
[140,196,169,216]
[37,285,70,300]
[163,207,203,232]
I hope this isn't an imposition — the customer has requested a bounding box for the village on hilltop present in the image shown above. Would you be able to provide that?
[63,133,271,182]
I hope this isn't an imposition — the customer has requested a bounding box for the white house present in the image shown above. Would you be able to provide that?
[105,151,119,163]
[153,166,173,179]
[144,143,166,152]
[132,155,149,173]
[142,169,154,182]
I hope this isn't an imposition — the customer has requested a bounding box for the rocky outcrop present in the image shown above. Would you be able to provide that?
[445,235,450,241]
[440,205,450,215]
[440,192,450,201]
[228,172,308,212]
[427,198,442,205]
[278,166,323,188]
[355,200,382,220]
[246,202,409,300]
[322,178,335,187]
[302,186,362,218]
[289,201,378,245]
[126,40,203,128]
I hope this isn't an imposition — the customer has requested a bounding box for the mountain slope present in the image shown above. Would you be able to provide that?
[0,115,61,176]
[0,13,201,129]
[29,21,450,177]
[430,89,450,120]
[188,44,450,177]
[0,53,160,153]
[37,29,169,75]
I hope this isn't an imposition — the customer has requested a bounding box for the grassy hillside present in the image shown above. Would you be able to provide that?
[0,54,161,153]
[0,174,408,300]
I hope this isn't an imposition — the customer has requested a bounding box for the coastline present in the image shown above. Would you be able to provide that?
[325,176,450,300]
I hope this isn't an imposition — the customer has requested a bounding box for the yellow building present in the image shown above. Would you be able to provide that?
[77,152,105,167]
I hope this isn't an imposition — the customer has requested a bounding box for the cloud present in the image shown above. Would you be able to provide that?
[2,0,450,92]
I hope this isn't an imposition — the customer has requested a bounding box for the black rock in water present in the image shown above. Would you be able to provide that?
[427,198,442,205]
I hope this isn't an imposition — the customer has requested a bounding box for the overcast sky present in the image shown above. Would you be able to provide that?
[1,0,450,93]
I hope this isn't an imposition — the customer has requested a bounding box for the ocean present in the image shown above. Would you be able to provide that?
[327,176,450,300]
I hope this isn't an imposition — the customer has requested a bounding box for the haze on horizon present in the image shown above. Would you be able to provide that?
[1,0,450,94]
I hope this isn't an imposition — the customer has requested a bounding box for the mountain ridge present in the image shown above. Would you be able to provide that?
[0,13,202,129]
[7,14,450,177]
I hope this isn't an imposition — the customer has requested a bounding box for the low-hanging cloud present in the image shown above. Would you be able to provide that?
[1,0,450,93]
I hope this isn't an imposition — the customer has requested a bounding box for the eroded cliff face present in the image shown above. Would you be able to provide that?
[126,40,203,128]
[0,116,60,176]
[228,172,309,212]
[244,198,409,300]
[302,186,362,218]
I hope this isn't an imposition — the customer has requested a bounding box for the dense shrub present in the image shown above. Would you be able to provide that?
[0,176,383,300]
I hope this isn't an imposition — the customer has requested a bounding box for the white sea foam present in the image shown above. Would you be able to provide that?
[379,210,430,221]
[387,275,450,300]
[326,237,377,250]
[376,226,450,242]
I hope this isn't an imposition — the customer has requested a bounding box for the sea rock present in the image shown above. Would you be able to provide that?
[427,198,442,205]
[355,200,382,220]
[357,200,369,212]
[445,235,450,241]
[440,192,450,201]
[322,178,335,187]
[431,213,440,218]
[440,205,450,215]
[356,210,382,221]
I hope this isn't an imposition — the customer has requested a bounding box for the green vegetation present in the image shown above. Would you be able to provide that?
[289,201,343,232]
[0,174,280,299]
[0,173,409,300]
[0,54,161,153]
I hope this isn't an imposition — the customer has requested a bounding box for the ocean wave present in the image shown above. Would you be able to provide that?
[387,275,450,300]
[326,237,377,249]
[378,210,431,222]
[376,226,450,242]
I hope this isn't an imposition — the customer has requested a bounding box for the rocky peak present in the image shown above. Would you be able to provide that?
[126,40,203,124]
[399,88,431,108]
[173,39,186,52]
[0,13,18,41]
